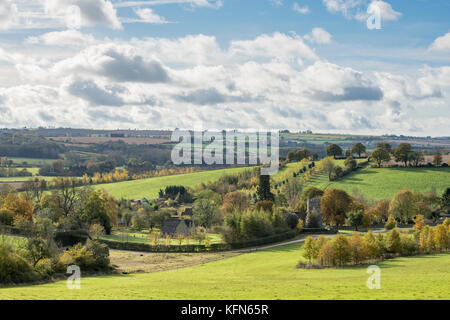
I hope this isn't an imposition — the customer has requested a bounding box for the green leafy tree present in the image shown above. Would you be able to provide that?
[352,143,366,157]
[346,211,364,231]
[394,143,412,166]
[371,147,391,167]
[326,144,343,158]
[193,199,219,228]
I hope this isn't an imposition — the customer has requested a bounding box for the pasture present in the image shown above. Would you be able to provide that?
[308,167,450,201]
[0,242,448,300]
[93,167,252,199]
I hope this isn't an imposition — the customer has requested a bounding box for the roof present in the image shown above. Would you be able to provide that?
[161,218,193,234]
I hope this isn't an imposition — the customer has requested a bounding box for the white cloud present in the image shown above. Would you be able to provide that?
[269,0,283,7]
[41,0,122,29]
[323,0,401,22]
[430,32,450,52]
[132,8,168,24]
[114,0,223,9]
[0,0,19,30]
[304,28,332,44]
[0,31,448,135]
[292,3,310,14]
[25,30,97,47]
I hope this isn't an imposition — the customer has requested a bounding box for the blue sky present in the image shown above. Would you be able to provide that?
[0,0,449,136]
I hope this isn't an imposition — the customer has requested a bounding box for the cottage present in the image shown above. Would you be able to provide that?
[161,218,194,237]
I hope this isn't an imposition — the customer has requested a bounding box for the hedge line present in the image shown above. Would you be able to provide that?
[99,231,298,252]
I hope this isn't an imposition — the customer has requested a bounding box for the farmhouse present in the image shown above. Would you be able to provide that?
[161,218,194,236]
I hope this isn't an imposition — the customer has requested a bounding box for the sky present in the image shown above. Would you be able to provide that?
[0,0,449,136]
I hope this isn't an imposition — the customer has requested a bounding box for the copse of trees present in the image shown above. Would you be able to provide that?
[371,147,391,167]
[299,223,450,268]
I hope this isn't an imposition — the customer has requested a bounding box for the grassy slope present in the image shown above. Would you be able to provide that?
[309,167,450,201]
[0,243,448,300]
[93,167,252,199]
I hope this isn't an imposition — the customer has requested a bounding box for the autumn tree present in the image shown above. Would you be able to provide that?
[221,191,250,214]
[331,235,351,266]
[433,151,443,167]
[302,236,319,264]
[385,228,401,253]
[413,214,426,230]
[370,200,390,223]
[321,189,353,228]
[389,189,418,224]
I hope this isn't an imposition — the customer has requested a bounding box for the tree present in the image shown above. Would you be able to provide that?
[221,191,250,214]
[371,147,391,167]
[433,151,443,167]
[394,143,412,166]
[434,224,448,251]
[80,190,112,234]
[331,235,351,266]
[89,223,105,239]
[441,188,450,214]
[370,200,390,222]
[193,199,219,228]
[344,156,357,170]
[389,189,418,224]
[384,214,397,230]
[321,189,353,228]
[302,237,319,264]
[319,157,336,181]
[294,148,310,161]
[352,143,366,157]
[51,177,81,217]
[326,144,343,158]
[346,211,364,231]
[413,214,425,230]
[257,173,274,202]
[408,151,424,167]
[377,142,392,153]
[385,228,401,253]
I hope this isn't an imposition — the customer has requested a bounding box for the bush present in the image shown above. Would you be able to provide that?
[0,244,39,284]
[58,240,111,272]
[0,209,14,226]
[385,214,397,230]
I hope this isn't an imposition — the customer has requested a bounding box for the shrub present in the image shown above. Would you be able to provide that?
[58,240,110,272]
[285,213,299,229]
[0,209,14,226]
[385,214,397,230]
[0,244,39,284]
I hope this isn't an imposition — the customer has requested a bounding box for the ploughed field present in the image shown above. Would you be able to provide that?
[0,242,448,300]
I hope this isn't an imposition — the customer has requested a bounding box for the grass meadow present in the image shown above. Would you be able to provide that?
[93,167,252,199]
[0,242,448,300]
[307,167,450,201]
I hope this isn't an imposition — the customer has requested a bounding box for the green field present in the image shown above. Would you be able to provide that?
[93,167,253,199]
[0,242,448,300]
[7,157,58,166]
[100,231,223,245]
[0,234,28,248]
[307,167,450,201]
